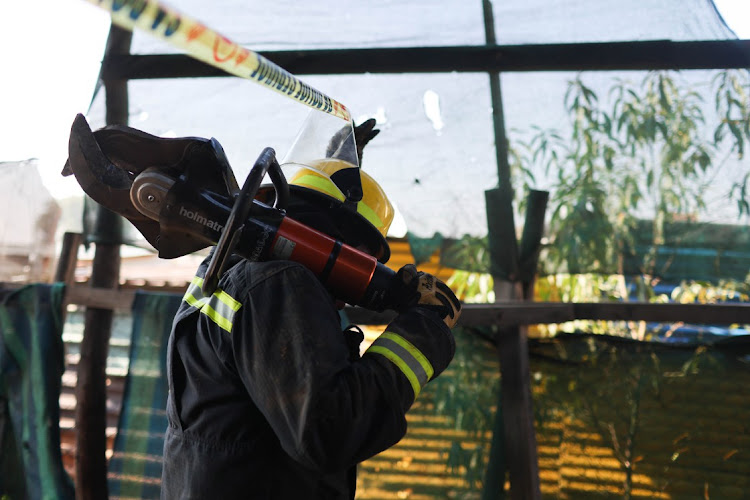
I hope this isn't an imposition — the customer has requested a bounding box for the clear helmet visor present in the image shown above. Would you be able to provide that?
[258,109,357,205]
[281,109,360,169]
[259,110,393,262]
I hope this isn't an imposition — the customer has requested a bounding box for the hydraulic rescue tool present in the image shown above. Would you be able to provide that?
[62,114,407,311]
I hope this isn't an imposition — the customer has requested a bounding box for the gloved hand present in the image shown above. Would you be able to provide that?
[395,264,462,329]
[326,118,380,165]
[366,265,459,404]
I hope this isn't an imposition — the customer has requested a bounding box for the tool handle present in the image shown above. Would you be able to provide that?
[202,148,287,295]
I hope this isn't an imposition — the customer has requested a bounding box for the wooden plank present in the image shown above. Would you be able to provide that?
[62,291,750,327]
[485,188,520,282]
[461,303,575,327]
[517,191,548,301]
[65,286,135,311]
[573,302,750,325]
[100,40,750,80]
[460,302,750,327]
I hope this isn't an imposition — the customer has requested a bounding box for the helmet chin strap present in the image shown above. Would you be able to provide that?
[329,167,363,213]
[325,118,380,213]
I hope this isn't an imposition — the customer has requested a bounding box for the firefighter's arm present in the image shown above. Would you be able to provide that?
[230,262,459,472]
[363,264,461,411]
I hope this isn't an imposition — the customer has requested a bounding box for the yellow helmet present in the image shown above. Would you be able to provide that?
[283,158,394,263]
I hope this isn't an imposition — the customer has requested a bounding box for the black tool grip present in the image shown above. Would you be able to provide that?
[202,148,287,296]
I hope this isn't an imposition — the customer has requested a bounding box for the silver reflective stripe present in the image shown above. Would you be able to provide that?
[182,276,241,333]
[183,276,209,310]
[366,332,434,398]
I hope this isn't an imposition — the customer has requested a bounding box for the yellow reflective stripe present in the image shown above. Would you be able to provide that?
[213,289,242,312]
[294,174,345,201]
[181,275,241,333]
[201,302,233,332]
[183,276,209,309]
[379,332,434,381]
[356,202,384,233]
[366,331,434,398]
[368,345,422,398]
[295,174,384,231]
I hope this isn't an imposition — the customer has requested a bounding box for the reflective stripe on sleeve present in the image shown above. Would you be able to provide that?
[183,276,209,309]
[366,331,434,398]
[182,276,242,333]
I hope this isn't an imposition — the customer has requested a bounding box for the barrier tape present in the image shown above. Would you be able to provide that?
[86,0,351,122]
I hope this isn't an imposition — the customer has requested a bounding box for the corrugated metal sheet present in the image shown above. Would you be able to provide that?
[59,310,750,498]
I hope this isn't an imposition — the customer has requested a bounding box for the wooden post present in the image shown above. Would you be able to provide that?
[55,232,82,325]
[74,24,131,500]
[496,325,540,498]
[75,236,120,499]
[482,381,507,500]
[481,0,517,497]
[481,4,544,495]
[484,188,544,500]
[494,188,546,500]
[54,232,82,285]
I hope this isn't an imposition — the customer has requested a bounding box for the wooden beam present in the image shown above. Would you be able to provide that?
[100,40,750,80]
[65,286,135,311]
[459,302,750,326]
[460,303,575,326]
[59,292,750,327]
[572,301,750,325]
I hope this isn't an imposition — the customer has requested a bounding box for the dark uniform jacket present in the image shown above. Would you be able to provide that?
[161,256,454,499]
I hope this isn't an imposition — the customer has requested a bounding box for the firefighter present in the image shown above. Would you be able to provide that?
[160,120,462,499]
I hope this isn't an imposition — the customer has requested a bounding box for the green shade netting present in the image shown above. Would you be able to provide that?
[0,284,74,500]
[108,291,182,499]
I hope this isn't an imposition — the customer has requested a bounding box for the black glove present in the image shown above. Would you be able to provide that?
[326,118,380,165]
[395,264,462,329]
[365,266,458,404]
[351,118,380,164]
